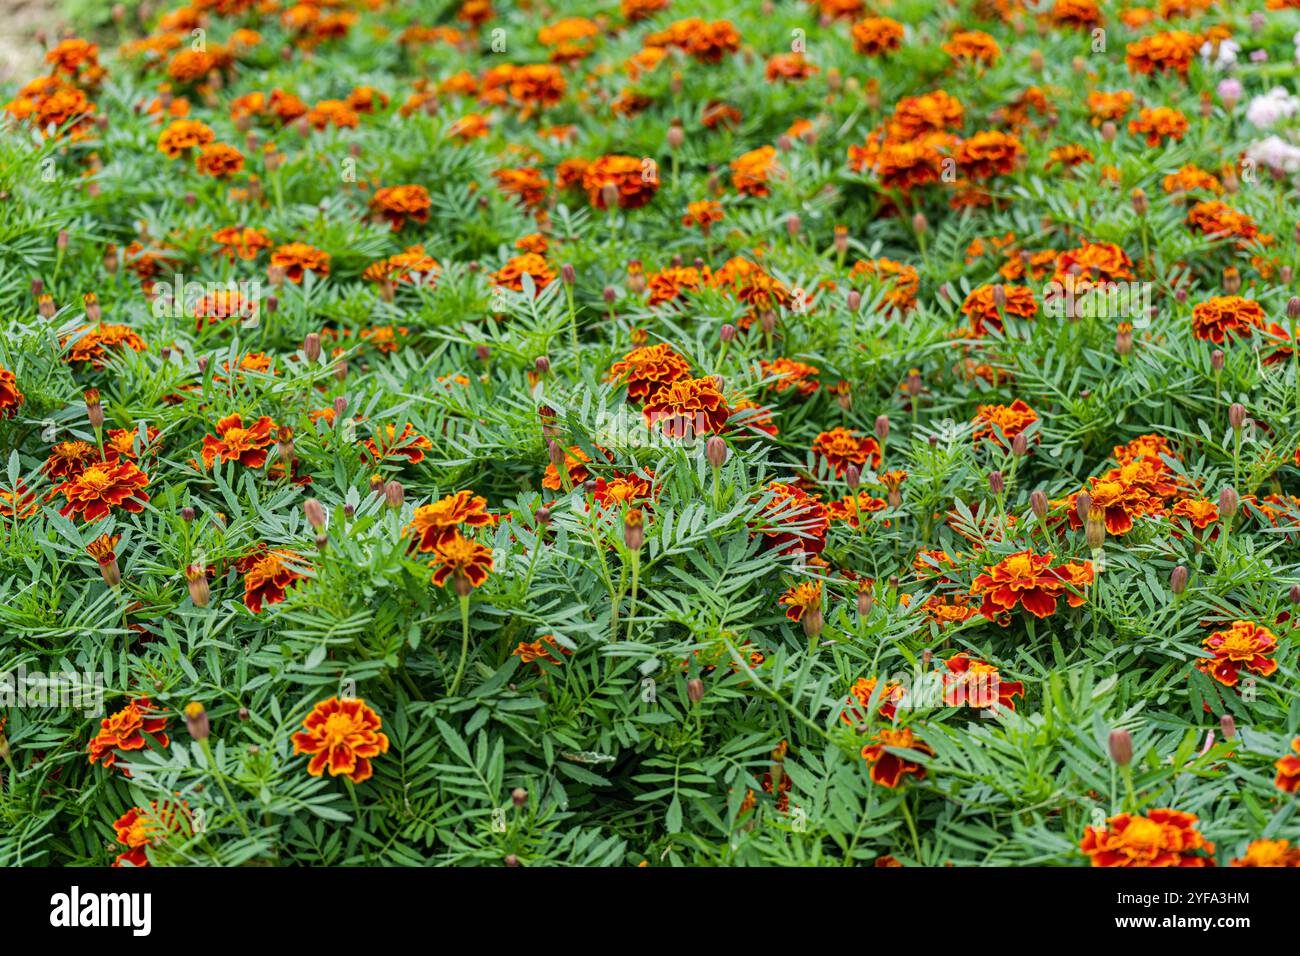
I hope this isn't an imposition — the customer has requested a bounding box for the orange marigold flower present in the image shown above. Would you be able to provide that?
[644,19,741,63]
[157,118,214,157]
[429,531,494,589]
[0,481,38,519]
[942,30,1000,65]
[494,167,549,208]
[491,253,556,291]
[306,99,360,129]
[779,581,822,622]
[370,184,432,230]
[292,696,390,783]
[842,675,906,725]
[760,357,821,397]
[44,440,103,480]
[61,323,148,367]
[940,654,1023,710]
[0,365,25,419]
[754,481,829,555]
[1051,240,1135,289]
[201,414,276,469]
[1196,620,1278,688]
[512,635,571,665]
[581,154,658,209]
[954,131,1024,179]
[1081,809,1214,867]
[1128,107,1188,147]
[361,423,433,466]
[212,225,273,261]
[605,343,691,402]
[447,113,490,140]
[850,258,919,313]
[1126,30,1201,77]
[1171,497,1219,530]
[87,697,170,775]
[642,376,729,438]
[961,284,1038,335]
[113,798,193,867]
[1163,164,1222,195]
[1045,144,1094,170]
[404,491,495,551]
[731,146,779,197]
[827,490,888,526]
[238,547,307,613]
[1231,838,1300,867]
[1087,90,1133,123]
[811,427,882,476]
[765,52,818,83]
[646,265,712,307]
[682,200,724,232]
[195,142,244,177]
[1191,296,1265,344]
[270,242,330,283]
[851,17,904,56]
[861,726,933,787]
[1050,0,1104,28]
[972,399,1038,449]
[970,550,1092,620]
[873,141,942,191]
[1275,738,1300,794]
[55,461,150,522]
[1185,200,1264,245]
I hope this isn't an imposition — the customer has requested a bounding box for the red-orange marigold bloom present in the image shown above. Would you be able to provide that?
[491,253,556,291]
[429,531,494,589]
[851,17,904,56]
[195,142,244,177]
[157,118,214,157]
[1171,497,1219,530]
[55,461,150,522]
[842,676,906,725]
[87,697,170,775]
[61,323,149,367]
[1128,107,1189,147]
[874,141,942,191]
[0,366,25,419]
[370,184,432,230]
[1231,838,1300,867]
[644,19,740,63]
[238,547,306,613]
[1196,620,1278,688]
[212,225,273,261]
[512,635,570,665]
[642,376,729,438]
[765,52,818,83]
[972,399,1038,448]
[970,550,1092,620]
[1081,809,1214,867]
[1275,738,1300,794]
[811,427,882,476]
[827,491,888,526]
[270,242,330,283]
[760,357,821,397]
[404,491,495,551]
[292,696,390,783]
[605,343,691,402]
[942,30,1000,65]
[754,481,830,555]
[961,284,1038,335]
[361,423,433,465]
[731,145,779,197]
[861,726,933,787]
[582,154,658,209]
[113,799,193,867]
[682,200,724,232]
[1191,296,1265,344]
[954,130,1024,179]
[1126,30,1201,77]
[940,654,1024,711]
[201,414,276,469]
[779,581,822,622]
[43,440,103,479]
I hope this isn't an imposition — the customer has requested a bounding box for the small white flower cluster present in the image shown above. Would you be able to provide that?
[1242,85,1300,177]
[1245,86,1300,129]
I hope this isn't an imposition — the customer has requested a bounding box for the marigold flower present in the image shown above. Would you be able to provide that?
[1126,30,1201,77]
[55,461,150,522]
[643,376,729,438]
[754,482,830,555]
[404,491,495,551]
[827,491,888,526]
[429,531,494,589]
[1231,838,1300,867]
[1191,296,1265,344]
[765,52,818,83]
[730,145,779,197]
[811,427,882,476]
[972,399,1038,449]
[238,547,307,613]
[1128,107,1188,147]
[644,19,740,63]
[361,423,433,466]
[491,253,556,291]
[842,676,906,725]
[1081,809,1214,867]
[1197,620,1278,688]
[873,141,942,191]
[940,655,1023,710]
[1171,497,1219,530]
[0,366,25,419]
[292,696,390,784]
[88,697,169,775]
[270,242,330,283]
[851,17,904,56]
[682,200,724,232]
[1275,738,1300,794]
[605,343,691,402]
[581,154,658,209]
[512,635,570,665]
[1185,201,1264,246]
[113,798,193,867]
[942,30,1000,65]
[157,118,214,157]
[61,323,148,367]
[370,184,432,230]
[861,726,933,787]
[760,357,821,397]
[961,284,1037,335]
[851,258,919,313]
[195,142,244,177]
[954,131,1024,179]
[970,550,1092,620]
[1050,0,1104,28]
[779,581,822,622]
[201,414,277,469]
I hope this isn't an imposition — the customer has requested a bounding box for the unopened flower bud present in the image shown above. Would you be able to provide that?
[687,678,704,703]
[184,701,210,741]
[304,498,326,530]
[303,332,321,363]
[1086,514,1106,551]
[720,323,736,343]
[1011,432,1028,457]
[1076,491,1092,523]
[856,588,873,616]
[511,787,528,807]
[534,355,550,375]
[874,414,889,443]
[601,182,620,209]
[911,212,927,235]
[846,464,860,490]
[1289,297,1300,321]
[1030,489,1048,520]
[561,263,576,286]
[846,290,861,311]
[1229,403,1246,431]
[1219,714,1236,739]
[988,470,1004,495]
[706,435,727,469]
[384,480,404,509]
[801,604,823,641]
[1108,728,1132,766]
[1210,349,1225,372]
[666,123,684,150]
[1291,583,1300,604]
[624,509,645,551]
[1171,565,1188,595]
[185,565,210,607]
[1130,188,1148,216]
[1218,486,1239,519]
[181,506,195,522]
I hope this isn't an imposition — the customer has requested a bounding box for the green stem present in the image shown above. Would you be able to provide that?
[449,593,471,695]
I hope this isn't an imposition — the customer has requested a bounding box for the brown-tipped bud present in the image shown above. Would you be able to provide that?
[1283,266,1295,285]
[801,604,823,641]
[534,355,550,376]
[988,470,1004,496]
[719,323,736,343]
[185,565,210,607]
[623,509,645,551]
[184,701,210,741]
[1219,714,1236,739]
[1229,403,1246,431]
[846,289,861,311]
[561,263,576,286]
[907,370,922,397]
[785,213,801,239]
[856,588,873,616]
[992,284,1007,312]
[1289,297,1300,321]
[511,787,528,807]
[603,286,616,304]
[846,464,861,490]
[1108,728,1132,766]
[666,123,684,151]
[315,533,328,550]
[504,853,519,867]
[475,344,491,363]
[1218,486,1239,520]
[687,678,705,703]
[1210,349,1225,372]
[181,506,195,522]
[1011,432,1028,458]
[384,480,404,510]
[834,226,849,254]
[56,230,68,250]
[303,332,321,363]
[547,439,566,474]
[304,498,326,530]
[1130,189,1148,216]
[535,506,551,525]
[706,435,727,469]
[84,389,104,429]
[1223,269,1241,295]
[874,415,889,443]
[601,182,620,209]
[1086,515,1106,551]
[1100,120,1117,142]
[1171,565,1188,595]
[911,212,928,235]
[1030,489,1049,520]
[333,396,348,419]
[888,574,899,591]
[276,426,295,464]
[1291,583,1300,604]
[1076,491,1092,523]
[334,359,348,381]
[369,475,385,495]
